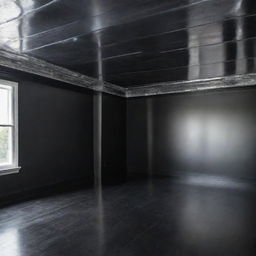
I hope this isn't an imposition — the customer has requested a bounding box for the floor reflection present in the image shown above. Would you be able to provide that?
[0,178,255,256]
[95,184,105,256]
[0,228,20,256]
[175,182,255,255]
[177,173,252,190]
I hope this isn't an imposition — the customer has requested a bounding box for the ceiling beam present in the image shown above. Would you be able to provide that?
[126,73,256,98]
[0,50,126,97]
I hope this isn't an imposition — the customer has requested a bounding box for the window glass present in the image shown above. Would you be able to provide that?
[0,127,12,166]
[0,88,12,125]
[0,81,17,170]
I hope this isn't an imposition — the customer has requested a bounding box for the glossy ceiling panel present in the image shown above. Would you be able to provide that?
[28,15,256,66]
[108,58,256,87]
[15,0,256,53]
[0,0,255,87]
[69,37,254,73]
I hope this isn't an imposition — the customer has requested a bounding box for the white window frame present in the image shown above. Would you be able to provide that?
[0,79,20,176]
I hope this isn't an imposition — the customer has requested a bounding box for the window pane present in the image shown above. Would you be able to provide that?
[0,87,12,124]
[0,127,12,166]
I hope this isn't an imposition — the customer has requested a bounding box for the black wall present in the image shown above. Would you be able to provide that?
[4,65,256,197]
[0,68,93,198]
[102,94,126,183]
[127,88,256,180]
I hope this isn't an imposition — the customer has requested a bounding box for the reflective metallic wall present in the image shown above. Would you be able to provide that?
[127,87,256,180]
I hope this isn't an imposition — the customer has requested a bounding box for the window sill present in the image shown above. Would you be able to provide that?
[0,167,21,176]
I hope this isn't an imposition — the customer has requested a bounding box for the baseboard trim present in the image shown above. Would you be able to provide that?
[0,178,93,208]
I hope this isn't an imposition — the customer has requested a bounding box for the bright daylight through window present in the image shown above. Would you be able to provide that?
[0,79,19,174]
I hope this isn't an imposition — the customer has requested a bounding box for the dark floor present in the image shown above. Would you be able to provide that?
[0,177,256,256]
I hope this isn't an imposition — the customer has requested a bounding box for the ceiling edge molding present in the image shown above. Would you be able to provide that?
[125,73,256,98]
[0,50,125,97]
[102,81,126,97]
[2,50,256,98]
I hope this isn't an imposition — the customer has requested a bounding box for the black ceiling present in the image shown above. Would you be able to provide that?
[0,0,256,88]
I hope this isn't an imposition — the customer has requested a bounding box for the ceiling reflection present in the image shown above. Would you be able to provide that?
[0,0,255,87]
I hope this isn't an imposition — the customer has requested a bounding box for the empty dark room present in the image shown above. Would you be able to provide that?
[0,0,256,255]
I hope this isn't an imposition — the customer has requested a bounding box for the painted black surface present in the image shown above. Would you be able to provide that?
[127,87,256,180]
[102,94,126,184]
[0,67,94,198]
[126,98,148,177]
[1,0,256,87]
[0,178,256,256]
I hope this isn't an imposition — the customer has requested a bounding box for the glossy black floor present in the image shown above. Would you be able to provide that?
[0,177,256,256]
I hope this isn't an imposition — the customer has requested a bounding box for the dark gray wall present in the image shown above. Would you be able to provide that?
[0,68,93,198]
[127,88,256,180]
[102,94,126,183]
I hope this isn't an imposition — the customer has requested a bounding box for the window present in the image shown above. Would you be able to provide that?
[0,79,19,175]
